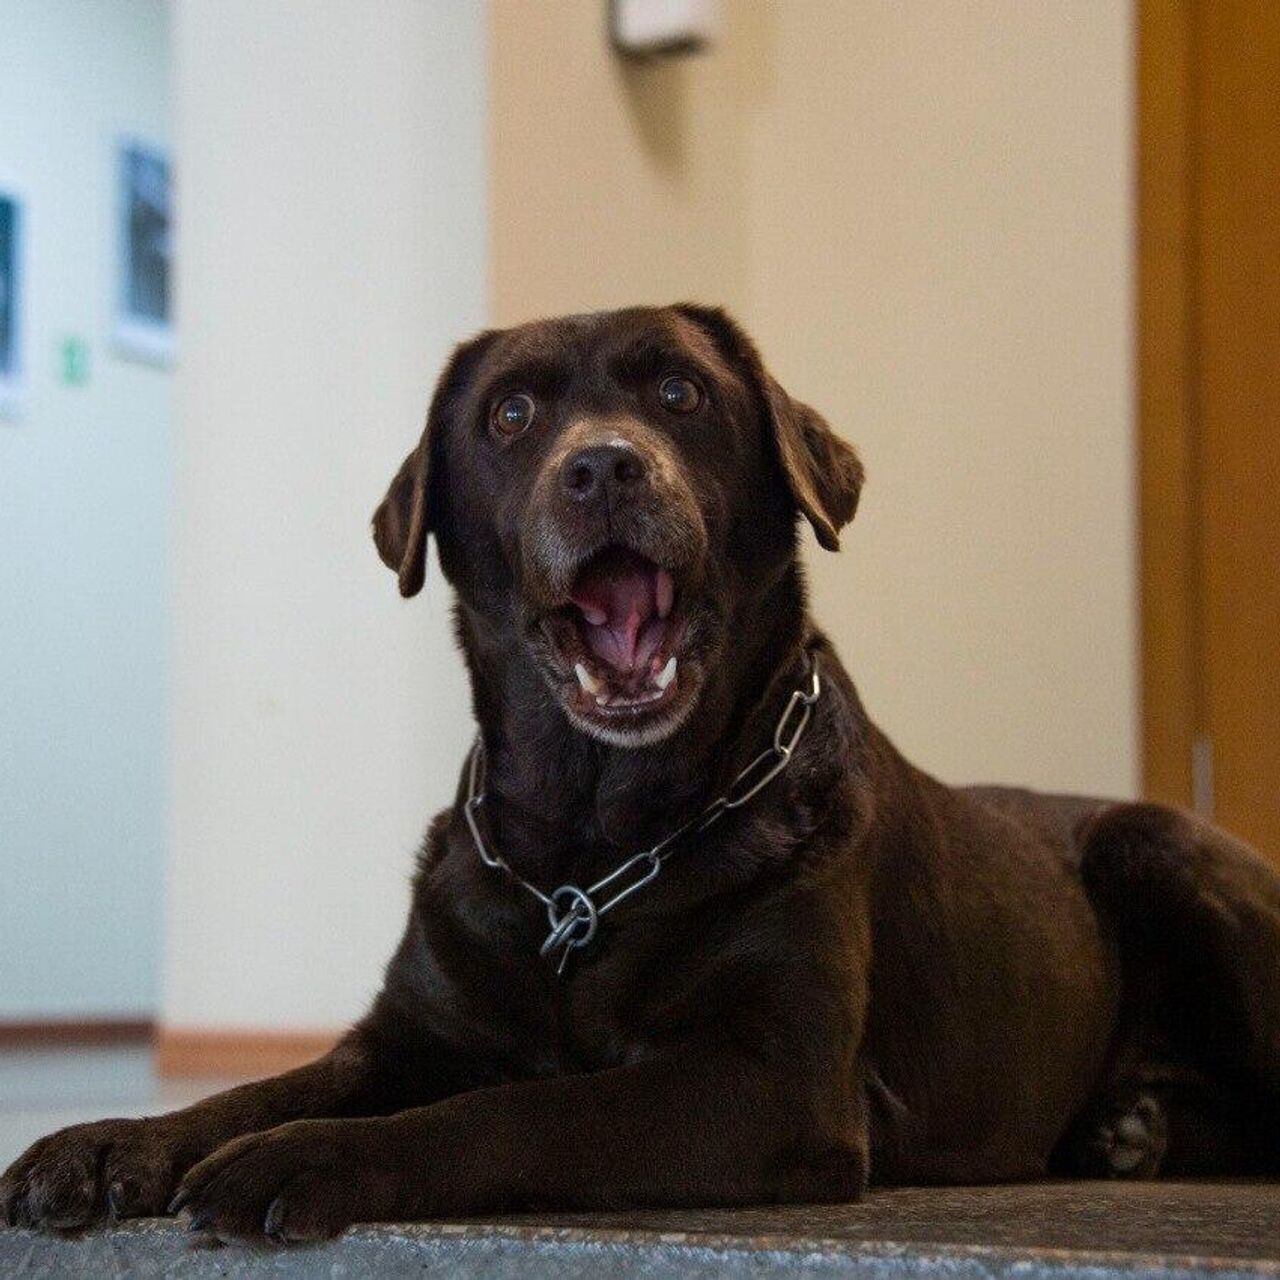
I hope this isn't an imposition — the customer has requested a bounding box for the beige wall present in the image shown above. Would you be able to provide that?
[490,0,1137,796]
[159,0,1136,1036]
[489,0,756,321]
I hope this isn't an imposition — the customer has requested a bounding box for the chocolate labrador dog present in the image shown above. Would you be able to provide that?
[5,305,1279,1242]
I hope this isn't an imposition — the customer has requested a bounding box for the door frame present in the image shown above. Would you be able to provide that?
[1137,0,1199,809]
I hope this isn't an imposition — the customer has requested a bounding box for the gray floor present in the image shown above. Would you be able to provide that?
[4,1184,1280,1279]
[0,1045,228,1168]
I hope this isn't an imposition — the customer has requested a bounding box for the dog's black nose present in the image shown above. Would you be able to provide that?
[560,443,647,503]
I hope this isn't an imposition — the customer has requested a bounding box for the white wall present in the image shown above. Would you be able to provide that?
[164,0,485,1030]
[0,0,170,1018]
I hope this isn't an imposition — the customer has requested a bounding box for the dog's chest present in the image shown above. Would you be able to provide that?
[524,952,662,1076]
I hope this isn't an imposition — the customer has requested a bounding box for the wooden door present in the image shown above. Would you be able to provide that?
[1139,0,1280,860]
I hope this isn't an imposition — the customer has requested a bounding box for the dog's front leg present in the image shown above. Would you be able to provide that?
[1,1023,464,1230]
[170,1047,869,1242]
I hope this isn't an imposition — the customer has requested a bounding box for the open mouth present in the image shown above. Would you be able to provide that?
[543,545,686,721]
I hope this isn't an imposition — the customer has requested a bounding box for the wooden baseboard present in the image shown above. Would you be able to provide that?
[0,1018,155,1048]
[153,1028,340,1079]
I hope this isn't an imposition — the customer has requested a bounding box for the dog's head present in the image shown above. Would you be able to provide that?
[374,305,862,747]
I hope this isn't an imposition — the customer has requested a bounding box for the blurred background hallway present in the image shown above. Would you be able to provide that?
[1,0,1275,1167]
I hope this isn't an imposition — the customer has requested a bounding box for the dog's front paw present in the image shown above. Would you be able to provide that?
[171,1119,400,1244]
[1,1117,190,1230]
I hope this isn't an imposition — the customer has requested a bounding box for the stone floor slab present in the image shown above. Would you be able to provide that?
[2,1182,1278,1279]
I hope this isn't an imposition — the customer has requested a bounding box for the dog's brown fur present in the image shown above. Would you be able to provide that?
[4,305,1279,1243]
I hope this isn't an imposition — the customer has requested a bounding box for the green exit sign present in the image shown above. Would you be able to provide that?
[59,336,90,386]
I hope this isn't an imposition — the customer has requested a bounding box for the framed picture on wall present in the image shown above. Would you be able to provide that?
[0,188,23,417]
[114,138,173,365]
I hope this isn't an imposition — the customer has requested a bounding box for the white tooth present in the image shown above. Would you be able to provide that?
[596,692,611,706]
[654,656,677,691]
[575,662,602,695]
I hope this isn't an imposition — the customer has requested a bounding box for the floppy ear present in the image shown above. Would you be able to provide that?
[372,442,429,597]
[675,304,864,551]
[760,375,864,551]
[372,331,494,598]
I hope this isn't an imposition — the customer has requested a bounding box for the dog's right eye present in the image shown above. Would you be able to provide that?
[492,393,536,437]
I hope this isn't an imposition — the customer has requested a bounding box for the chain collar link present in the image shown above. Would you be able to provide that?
[464,651,822,975]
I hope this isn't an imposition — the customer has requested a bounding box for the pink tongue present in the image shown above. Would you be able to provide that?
[570,551,663,672]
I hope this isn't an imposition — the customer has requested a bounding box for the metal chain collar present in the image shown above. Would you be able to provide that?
[463,652,822,975]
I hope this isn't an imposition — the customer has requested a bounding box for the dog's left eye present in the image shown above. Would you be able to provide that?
[493,393,536,437]
[658,375,702,415]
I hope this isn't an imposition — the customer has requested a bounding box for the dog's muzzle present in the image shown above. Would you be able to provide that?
[520,427,710,743]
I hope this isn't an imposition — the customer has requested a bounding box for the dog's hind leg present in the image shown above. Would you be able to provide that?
[1079,801,1280,1172]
